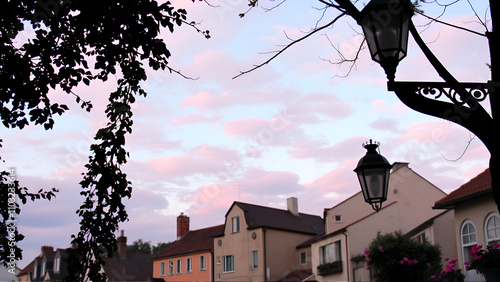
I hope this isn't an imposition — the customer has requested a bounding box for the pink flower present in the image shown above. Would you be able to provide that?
[494,243,500,250]
[444,257,449,261]
[474,255,482,261]
[378,246,384,252]
[413,259,418,264]
[431,275,436,279]
[464,261,470,271]
[400,260,404,265]
[449,258,458,264]
[403,257,409,262]
[364,249,371,256]
[470,244,483,255]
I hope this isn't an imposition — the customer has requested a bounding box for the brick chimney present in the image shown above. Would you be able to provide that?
[287,197,299,216]
[177,212,189,239]
[41,246,53,255]
[117,230,127,258]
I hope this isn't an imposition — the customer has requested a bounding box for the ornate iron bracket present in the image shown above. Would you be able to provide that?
[388,81,494,153]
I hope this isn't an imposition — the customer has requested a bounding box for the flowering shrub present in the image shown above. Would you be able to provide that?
[466,243,500,274]
[430,258,464,282]
[365,231,441,282]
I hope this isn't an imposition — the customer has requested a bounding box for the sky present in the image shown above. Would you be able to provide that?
[1,0,494,269]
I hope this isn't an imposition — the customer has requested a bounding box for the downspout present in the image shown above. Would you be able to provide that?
[343,231,349,282]
[211,249,214,282]
[263,227,267,281]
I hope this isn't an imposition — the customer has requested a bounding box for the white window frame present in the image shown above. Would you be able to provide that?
[252,251,258,269]
[176,259,182,274]
[55,257,60,273]
[41,261,46,275]
[461,220,478,266]
[200,255,207,271]
[186,257,192,273]
[160,261,166,277]
[168,260,174,275]
[485,213,500,245]
[320,241,342,264]
[33,264,38,279]
[232,216,240,233]
[223,255,235,273]
[300,252,307,265]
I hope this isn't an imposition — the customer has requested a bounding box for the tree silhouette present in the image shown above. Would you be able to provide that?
[1,1,208,281]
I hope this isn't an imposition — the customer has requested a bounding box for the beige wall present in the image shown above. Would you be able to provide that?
[214,205,317,281]
[311,233,348,282]
[316,165,450,280]
[265,229,317,280]
[452,196,497,282]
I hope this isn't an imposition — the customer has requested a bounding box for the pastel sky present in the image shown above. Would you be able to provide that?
[2,0,493,268]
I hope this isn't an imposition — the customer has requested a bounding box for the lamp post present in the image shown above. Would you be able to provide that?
[354,140,392,212]
[349,0,500,211]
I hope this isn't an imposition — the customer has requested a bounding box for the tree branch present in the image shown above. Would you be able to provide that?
[232,12,347,79]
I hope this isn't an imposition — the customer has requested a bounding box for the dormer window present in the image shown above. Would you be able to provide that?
[231,216,240,233]
[42,261,46,275]
[33,264,37,278]
[334,215,342,223]
[54,257,60,273]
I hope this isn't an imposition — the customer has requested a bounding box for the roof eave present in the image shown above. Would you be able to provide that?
[433,188,493,210]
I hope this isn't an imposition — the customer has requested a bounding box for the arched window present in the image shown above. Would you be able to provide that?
[461,220,477,265]
[485,213,500,245]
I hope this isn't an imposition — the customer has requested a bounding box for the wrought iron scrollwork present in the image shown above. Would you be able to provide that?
[412,82,489,105]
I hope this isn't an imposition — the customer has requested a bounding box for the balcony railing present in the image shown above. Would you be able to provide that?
[317,261,343,276]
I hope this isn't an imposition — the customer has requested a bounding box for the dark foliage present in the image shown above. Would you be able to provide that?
[1,0,208,281]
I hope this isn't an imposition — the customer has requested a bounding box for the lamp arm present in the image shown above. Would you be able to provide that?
[407,20,486,112]
[388,81,494,151]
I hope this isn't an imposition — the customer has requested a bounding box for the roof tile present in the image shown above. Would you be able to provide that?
[434,168,491,208]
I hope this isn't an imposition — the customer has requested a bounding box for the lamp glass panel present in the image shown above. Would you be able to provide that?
[362,167,387,202]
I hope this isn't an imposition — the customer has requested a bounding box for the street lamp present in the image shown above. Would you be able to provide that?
[354,140,392,212]
[356,0,413,82]
[350,0,500,211]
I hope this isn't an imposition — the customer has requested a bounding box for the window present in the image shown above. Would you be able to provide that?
[300,252,307,265]
[200,255,207,271]
[168,261,174,275]
[485,213,500,245]
[54,257,60,273]
[41,261,46,275]
[176,259,182,274]
[160,262,166,277]
[33,264,37,278]
[415,233,426,244]
[216,256,221,264]
[232,216,240,233]
[252,251,258,269]
[320,241,342,264]
[462,221,478,266]
[334,215,342,222]
[223,255,235,273]
[186,257,192,273]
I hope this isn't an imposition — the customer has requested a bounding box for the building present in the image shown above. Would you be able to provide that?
[434,168,497,282]
[17,245,56,282]
[214,197,324,281]
[311,162,457,281]
[19,231,152,282]
[152,213,224,281]
[97,230,154,281]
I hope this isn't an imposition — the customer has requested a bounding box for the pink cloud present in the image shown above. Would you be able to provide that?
[170,113,221,125]
[288,136,367,163]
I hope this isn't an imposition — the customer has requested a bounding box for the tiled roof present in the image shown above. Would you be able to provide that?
[102,251,153,281]
[279,269,313,281]
[152,224,225,259]
[233,202,324,235]
[434,168,491,209]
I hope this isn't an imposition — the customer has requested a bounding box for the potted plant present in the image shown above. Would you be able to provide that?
[465,243,500,281]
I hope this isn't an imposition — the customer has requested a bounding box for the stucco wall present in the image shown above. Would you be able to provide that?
[153,252,213,281]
